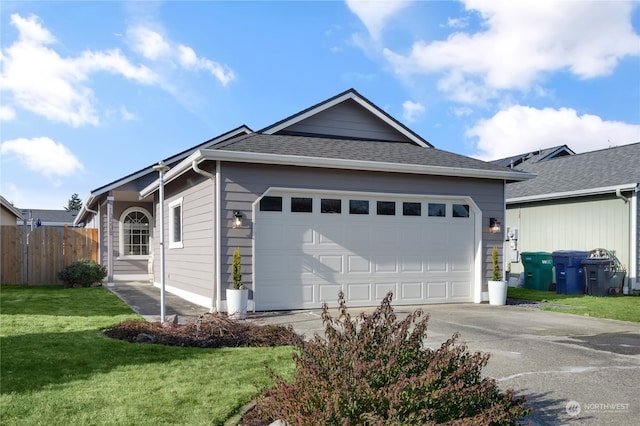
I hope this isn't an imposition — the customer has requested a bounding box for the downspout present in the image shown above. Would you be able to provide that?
[616,188,630,203]
[191,160,220,312]
[630,187,638,291]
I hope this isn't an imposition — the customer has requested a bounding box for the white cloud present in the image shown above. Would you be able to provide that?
[177,45,235,86]
[0,136,84,177]
[402,100,425,122]
[127,26,171,60]
[346,0,411,40]
[0,105,16,121]
[383,1,640,103]
[120,106,136,121]
[467,106,640,161]
[1,14,157,127]
[127,25,235,86]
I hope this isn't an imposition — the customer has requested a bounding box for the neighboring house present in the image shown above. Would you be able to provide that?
[1,195,25,226]
[503,143,640,292]
[76,89,531,312]
[492,145,575,169]
[20,209,77,229]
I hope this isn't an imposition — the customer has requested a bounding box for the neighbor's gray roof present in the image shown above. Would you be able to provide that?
[20,209,77,224]
[507,142,640,201]
[212,133,525,175]
[491,145,574,168]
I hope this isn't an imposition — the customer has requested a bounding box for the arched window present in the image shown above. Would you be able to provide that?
[119,208,151,257]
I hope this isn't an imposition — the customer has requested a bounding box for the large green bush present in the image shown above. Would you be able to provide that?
[248,292,530,425]
[58,258,107,287]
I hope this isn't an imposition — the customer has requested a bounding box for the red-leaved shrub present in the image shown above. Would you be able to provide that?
[246,291,530,425]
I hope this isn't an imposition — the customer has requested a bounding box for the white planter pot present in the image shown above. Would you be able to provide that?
[226,288,248,319]
[488,280,508,305]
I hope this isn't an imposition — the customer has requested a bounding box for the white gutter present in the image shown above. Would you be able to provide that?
[507,183,639,204]
[140,149,533,198]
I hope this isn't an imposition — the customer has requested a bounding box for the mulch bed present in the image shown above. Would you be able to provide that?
[103,313,303,348]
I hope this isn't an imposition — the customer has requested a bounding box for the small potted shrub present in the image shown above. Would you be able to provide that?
[226,247,248,319]
[488,246,507,305]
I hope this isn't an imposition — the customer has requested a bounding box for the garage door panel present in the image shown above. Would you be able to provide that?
[451,281,472,298]
[347,255,371,273]
[318,227,343,246]
[426,258,447,272]
[319,283,342,303]
[427,281,447,299]
[375,282,397,299]
[347,283,372,302]
[375,256,398,273]
[401,282,423,299]
[317,254,343,273]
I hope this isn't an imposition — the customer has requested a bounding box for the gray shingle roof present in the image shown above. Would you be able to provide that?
[213,133,524,174]
[491,145,574,168]
[507,142,640,200]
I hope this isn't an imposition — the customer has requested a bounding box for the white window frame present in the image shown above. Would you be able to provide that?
[118,207,152,259]
[169,197,184,249]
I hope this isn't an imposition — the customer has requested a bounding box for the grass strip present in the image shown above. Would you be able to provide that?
[507,287,640,322]
[1,285,294,426]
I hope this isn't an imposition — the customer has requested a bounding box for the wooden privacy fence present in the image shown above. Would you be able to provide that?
[1,225,98,285]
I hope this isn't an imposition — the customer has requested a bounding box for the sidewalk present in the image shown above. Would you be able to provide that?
[106,281,207,324]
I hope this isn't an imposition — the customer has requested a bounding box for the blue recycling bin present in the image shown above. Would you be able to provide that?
[552,251,590,294]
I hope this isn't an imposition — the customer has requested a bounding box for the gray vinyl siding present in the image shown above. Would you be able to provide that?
[220,162,504,295]
[506,194,631,276]
[157,170,216,306]
[280,99,415,143]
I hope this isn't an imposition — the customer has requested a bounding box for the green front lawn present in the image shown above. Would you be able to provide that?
[0,285,295,426]
[507,287,640,322]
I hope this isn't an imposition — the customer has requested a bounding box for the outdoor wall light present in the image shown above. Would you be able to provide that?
[489,218,501,234]
[233,211,243,228]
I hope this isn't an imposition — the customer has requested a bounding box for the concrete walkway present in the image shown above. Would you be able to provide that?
[107,281,640,425]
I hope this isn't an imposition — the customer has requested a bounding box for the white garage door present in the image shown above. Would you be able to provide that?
[254,190,476,310]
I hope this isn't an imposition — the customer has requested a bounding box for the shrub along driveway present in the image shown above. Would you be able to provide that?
[252,302,640,425]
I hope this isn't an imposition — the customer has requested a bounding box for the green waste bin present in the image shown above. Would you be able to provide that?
[521,252,554,291]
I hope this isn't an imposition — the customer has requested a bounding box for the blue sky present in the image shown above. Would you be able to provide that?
[1,1,639,210]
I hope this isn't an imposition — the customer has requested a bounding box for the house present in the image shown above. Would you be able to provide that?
[76,89,531,312]
[1,195,25,226]
[20,209,77,229]
[503,143,640,292]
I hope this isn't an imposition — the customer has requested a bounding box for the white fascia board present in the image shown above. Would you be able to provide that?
[507,182,639,204]
[139,150,205,198]
[263,92,431,148]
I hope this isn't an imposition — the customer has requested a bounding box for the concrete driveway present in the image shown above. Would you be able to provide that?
[251,302,640,425]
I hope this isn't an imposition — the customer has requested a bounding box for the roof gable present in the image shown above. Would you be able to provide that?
[1,195,24,221]
[260,89,432,148]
